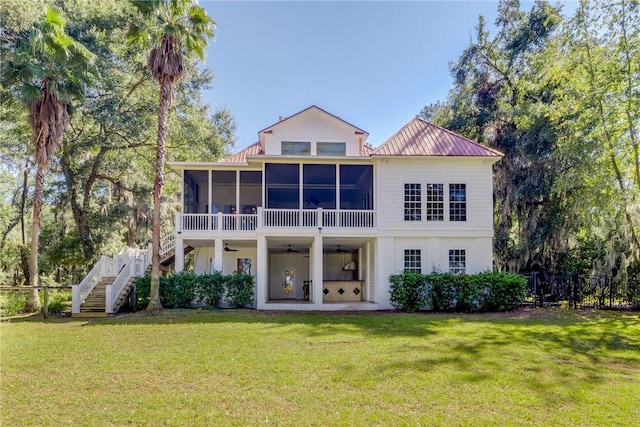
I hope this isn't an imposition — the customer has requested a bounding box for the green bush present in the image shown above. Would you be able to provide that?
[134,271,255,310]
[224,273,254,308]
[388,271,526,313]
[195,271,226,308]
[481,272,527,311]
[46,289,71,314]
[389,272,429,312]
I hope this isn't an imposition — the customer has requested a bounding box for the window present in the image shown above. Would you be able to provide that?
[340,165,373,210]
[317,142,346,156]
[449,249,466,274]
[281,141,310,155]
[211,171,236,214]
[303,164,336,209]
[426,184,444,221]
[404,249,422,274]
[265,163,299,209]
[404,184,421,221]
[449,183,466,221]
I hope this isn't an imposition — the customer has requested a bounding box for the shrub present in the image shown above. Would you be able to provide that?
[389,271,526,313]
[389,272,429,312]
[134,272,255,310]
[224,273,254,308]
[46,289,71,314]
[481,272,527,311]
[196,271,225,308]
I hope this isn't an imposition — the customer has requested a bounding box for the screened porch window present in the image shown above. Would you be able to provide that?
[240,171,262,214]
[211,171,236,214]
[303,164,336,209]
[265,163,299,209]
[340,164,373,210]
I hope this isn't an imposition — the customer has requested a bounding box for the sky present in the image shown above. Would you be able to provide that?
[201,1,576,151]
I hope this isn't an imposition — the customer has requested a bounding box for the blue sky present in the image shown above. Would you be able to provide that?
[201,1,576,151]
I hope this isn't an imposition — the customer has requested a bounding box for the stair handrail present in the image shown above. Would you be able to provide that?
[106,253,137,314]
[160,233,175,257]
[72,255,107,313]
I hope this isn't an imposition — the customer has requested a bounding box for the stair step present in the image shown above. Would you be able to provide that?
[74,312,110,318]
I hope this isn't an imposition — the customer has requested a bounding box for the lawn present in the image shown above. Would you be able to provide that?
[1,309,639,426]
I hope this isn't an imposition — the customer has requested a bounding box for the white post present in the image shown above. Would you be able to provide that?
[175,236,185,273]
[175,212,181,232]
[72,285,80,314]
[214,238,223,272]
[313,234,323,306]
[105,284,113,314]
[256,236,267,308]
[257,207,263,229]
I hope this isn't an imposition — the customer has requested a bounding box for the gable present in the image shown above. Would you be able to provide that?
[258,105,368,157]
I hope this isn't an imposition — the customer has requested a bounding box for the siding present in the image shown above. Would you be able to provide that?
[375,157,495,234]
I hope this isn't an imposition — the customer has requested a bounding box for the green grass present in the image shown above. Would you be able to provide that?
[1,309,639,426]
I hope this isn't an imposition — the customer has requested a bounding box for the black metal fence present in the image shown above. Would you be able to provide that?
[521,272,640,310]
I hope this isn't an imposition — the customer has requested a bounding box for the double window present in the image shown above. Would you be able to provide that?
[449,184,467,221]
[404,184,421,221]
[404,249,421,274]
[426,184,444,221]
[449,249,466,274]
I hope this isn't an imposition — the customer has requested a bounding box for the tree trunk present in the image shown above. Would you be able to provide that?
[26,164,45,312]
[147,80,172,311]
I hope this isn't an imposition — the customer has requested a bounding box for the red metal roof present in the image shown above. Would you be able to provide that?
[220,141,263,164]
[373,117,503,157]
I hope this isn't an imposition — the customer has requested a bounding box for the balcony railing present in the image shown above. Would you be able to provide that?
[176,208,375,232]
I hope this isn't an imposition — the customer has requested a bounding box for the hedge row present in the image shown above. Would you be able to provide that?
[389,272,527,313]
[135,271,254,310]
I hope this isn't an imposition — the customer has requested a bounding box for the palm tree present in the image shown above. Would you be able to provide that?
[1,7,96,312]
[127,0,214,310]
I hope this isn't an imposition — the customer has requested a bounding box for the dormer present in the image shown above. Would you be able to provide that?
[258,105,369,157]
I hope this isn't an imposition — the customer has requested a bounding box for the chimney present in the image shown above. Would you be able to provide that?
[278,116,283,122]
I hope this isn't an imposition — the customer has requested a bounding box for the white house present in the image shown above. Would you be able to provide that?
[167,105,502,310]
[72,105,502,315]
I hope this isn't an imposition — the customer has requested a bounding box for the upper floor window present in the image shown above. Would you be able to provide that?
[449,249,466,274]
[281,141,310,155]
[449,184,466,221]
[426,184,444,221]
[404,249,421,274]
[317,142,346,156]
[404,184,421,221]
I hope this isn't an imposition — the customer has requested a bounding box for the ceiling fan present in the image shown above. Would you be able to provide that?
[286,245,300,253]
[335,245,348,253]
[224,243,238,252]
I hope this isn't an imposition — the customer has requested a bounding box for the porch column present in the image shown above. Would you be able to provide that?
[256,236,267,309]
[214,238,223,272]
[175,236,185,273]
[312,234,323,306]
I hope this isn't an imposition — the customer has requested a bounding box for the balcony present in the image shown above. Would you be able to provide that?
[176,208,376,232]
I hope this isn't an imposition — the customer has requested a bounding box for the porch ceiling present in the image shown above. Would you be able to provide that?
[182,236,373,253]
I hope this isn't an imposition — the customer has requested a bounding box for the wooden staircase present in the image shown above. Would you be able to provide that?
[76,277,114,318]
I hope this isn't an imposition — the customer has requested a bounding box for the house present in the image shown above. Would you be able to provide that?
[168,105,502,310]
[72,105,502,315]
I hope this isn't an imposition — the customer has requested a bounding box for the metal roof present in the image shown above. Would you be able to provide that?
[219,141,264,164]
[372,117,503,157]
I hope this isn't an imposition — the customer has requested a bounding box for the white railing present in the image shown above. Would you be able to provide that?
[160,234,175,257]
[175,209,376,232]
[73,236,172,314]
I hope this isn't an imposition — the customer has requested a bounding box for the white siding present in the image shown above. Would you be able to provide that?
[263,109,364,156]
[375,157,495,234]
